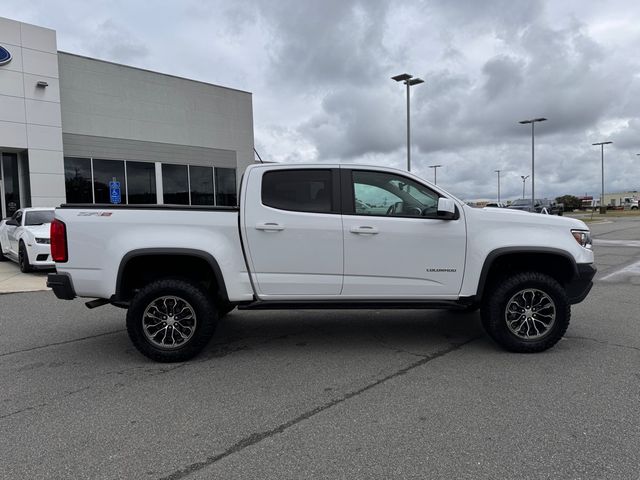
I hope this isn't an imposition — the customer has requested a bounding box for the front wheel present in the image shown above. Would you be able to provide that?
[126,278,218,362]
[480,272,570,353]
[19,242,32,273]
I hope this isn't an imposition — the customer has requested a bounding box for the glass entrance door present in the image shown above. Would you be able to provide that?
[0,153,20,219]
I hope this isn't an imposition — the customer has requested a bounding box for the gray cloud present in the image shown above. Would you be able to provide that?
[4,0,640,200]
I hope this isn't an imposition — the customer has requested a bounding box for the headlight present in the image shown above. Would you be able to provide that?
[35,237,50,244]
[571,230,592,249]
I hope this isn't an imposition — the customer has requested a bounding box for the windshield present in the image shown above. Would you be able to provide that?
[511,199,531,206]
[25,210,55,226]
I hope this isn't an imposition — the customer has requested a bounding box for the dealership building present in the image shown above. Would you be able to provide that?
[0,16,254,219]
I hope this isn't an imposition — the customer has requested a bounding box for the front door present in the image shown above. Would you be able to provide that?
[341,168,466,298]
[242,166,344,297]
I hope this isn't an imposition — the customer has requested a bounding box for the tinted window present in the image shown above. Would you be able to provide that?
[352,170,439,217]
[64,157,93,204]
[262,169,333,213]
[2,153,20,216]
[190,166,215,205]
[126,161,156,204]
[215,168,237,206]
[93,159,126,204]
[162,164,189,205]
[25,210,54,226]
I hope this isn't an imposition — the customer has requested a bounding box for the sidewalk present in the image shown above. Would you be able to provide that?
[0,261,50,294]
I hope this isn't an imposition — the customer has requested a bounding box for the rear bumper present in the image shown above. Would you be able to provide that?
[566,263,597,304]
[47,272,76,300]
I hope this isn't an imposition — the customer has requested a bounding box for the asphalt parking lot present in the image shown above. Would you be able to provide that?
[1,217,639,479]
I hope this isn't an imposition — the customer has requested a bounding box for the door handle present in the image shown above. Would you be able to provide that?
[349,226,379,235]
[255,222,285,232]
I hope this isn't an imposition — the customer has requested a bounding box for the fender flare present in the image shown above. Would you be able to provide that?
[114,248,229,303]
[475,246,578,299]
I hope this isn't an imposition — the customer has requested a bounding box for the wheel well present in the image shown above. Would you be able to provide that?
[479,252,576,298]
[116,253,228,305]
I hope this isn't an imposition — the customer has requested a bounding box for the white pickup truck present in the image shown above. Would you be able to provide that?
[47,163,596,362]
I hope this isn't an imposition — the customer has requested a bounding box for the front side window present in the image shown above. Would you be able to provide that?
[262,169,333,213]
[351,170,439,217]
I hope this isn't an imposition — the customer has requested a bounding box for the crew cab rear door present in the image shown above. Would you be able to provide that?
[242,166,343,297]
[340,168,466,298]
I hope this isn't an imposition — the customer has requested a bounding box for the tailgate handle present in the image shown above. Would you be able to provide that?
[255,222,285,232]
[350,226,379,235]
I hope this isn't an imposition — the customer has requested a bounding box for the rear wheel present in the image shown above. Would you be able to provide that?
[18,242,32,272]
[126,278,218,362]
[480,272,570,352]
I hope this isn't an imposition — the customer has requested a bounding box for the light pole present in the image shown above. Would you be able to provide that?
[593,141,613,214]
[429,164,442,184]
[520,175,530,199]
[392,73,424,172]
[494,169,501,203]
[519,117,547,209]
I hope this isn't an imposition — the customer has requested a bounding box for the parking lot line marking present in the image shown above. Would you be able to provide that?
[593,239,640,248]
[600,260,640,282]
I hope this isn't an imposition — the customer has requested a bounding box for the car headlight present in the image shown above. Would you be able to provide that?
[571,230,592,249]
[35,237,50,244]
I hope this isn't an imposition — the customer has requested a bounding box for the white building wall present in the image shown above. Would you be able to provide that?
[0,16,65,207]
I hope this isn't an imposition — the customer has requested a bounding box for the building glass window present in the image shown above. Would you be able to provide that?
[93,159,126,204]
[162,164,189,205]
[190,166,214,205]
[2,153,20,217]
[126,161,156,204]
[215,168,237,206]
[64,157,93,204]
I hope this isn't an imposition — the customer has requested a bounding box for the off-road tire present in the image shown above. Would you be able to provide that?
[480,271,570,353]
[18,242,32,273]
[126,278,218,362]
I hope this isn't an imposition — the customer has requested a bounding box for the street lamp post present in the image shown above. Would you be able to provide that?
[593,141,613,214]
[519,117,547,210]
[392,73,424,172]
[429,164,442,184]
[494,169,501,203]
[520,175,530,199]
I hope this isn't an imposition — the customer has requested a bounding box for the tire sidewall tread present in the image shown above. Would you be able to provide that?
[481,271,570,353]
[126,277,218,362]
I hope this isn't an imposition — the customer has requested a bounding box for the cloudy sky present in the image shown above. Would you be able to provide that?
[5,0,640,200]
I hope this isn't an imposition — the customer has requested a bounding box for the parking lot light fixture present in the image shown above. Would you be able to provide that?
[429,164,442,184]
[392,73,425,172]
[593,141,613,214]
[519,118,547,211]
[520,175,530,200]
[494,169,501,203]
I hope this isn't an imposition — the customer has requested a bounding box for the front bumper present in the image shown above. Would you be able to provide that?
[566,263,597,304]
[47,272,76,300]
[27,242,55,268]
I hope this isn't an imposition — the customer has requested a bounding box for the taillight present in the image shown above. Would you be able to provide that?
[50,219,68,262]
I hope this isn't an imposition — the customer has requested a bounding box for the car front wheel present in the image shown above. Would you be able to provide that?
[18,242,32,273]
[126,278,218,362]
[481,272,570,353]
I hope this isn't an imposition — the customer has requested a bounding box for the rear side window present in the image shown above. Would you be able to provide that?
[262,169,334,213]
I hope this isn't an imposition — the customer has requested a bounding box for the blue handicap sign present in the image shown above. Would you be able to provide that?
[109,180,121,204]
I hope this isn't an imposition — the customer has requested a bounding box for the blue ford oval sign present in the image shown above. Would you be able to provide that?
[0,45,11,66]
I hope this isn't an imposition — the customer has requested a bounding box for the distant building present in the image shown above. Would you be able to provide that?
[1,16,254,218]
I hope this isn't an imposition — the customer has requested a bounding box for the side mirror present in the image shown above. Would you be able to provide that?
[437,198,457,220]
[5,219,18,226]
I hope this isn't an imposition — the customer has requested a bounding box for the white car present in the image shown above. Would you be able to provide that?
[0,208,55,272]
